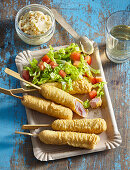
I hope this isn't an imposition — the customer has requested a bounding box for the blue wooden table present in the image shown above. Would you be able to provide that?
[0,0,129,169]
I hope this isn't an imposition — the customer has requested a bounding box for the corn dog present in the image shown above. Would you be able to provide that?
[38,130,100,149]
[40,85,87,117]
[51,118,107,134]
[45,78,92,94]
[21,95,73,119]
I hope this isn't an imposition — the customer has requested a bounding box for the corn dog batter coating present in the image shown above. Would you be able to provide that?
[38,130,100,149]
[45,78,92,94]
[40,85,87,117]
[21,95,73,119]
[52,118,107,134]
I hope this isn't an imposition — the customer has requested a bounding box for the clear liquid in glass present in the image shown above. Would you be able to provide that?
[106,25,130,63]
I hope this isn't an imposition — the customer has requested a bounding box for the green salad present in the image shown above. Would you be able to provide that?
[22,43,106,108]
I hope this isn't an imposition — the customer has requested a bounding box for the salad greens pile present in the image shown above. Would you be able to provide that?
[92,82,107,97]
[24,43,105,96]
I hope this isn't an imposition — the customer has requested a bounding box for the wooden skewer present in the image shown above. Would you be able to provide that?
[0,87,23,99]
[0,87,37,99]
[15,131,37,137]
[0,87,12,96]
[10,88,37,94]
[22,124,51,130]
[5,68,41,90]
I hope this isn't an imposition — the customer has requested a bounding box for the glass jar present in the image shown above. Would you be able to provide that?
[15,4,55,45]
[106,11,130,63]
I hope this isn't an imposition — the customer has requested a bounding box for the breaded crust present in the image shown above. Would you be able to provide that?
[40,85,87,117]
[45,77,92,94]
[21,95,73,119]
[38,130,100,149]
[52,118,107,134]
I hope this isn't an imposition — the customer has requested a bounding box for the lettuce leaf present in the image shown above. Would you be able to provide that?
[65,43,81,53]
[83,99,90,109]
[61,81,67,91]
[93,82,106,97]
[92,82,106,88]
[54,43,81,60]
[47,45,56,62]
[78,61,93,77]
[88,65,100,74]
[64,76,73,91]
[64,62,81,80]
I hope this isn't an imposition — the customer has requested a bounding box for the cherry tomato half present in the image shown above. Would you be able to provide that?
[59,70,66,78]
[89,76,97,84]
[38,61,45,71]
[41,55,51,64]
[70,52,81,61]
[22,70,30,81]
[73,61,80,67]
[95,77,103,83]
[89,89,97,99]
[85,55,92,65]
[49,61,58,69]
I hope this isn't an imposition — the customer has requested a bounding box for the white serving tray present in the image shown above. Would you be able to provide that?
[15,43,122,161]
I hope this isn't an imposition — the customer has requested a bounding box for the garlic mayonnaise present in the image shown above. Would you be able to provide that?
[19,11,52,35]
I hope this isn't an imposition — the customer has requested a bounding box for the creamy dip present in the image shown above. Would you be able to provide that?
[19,11,52,35]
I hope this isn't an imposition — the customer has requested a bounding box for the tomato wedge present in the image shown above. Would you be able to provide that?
[84,73,97,84]
[41,55,51,64]
[49,61,58,69]
[95,77,103,83]
[73,61,80,67]
[85,55,92,65]
[89,76,97,84]
[89,89,97,99]
[70,52,81,61]
[38,61,45,71]
[22,70,30,81]
[84,72,88,77]
[59,70,66,78]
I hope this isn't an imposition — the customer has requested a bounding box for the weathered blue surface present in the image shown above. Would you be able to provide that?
[0,0,129,169]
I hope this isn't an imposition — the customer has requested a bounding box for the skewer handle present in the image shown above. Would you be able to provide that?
[15,131,37,137]
[22,124,51,130]
[0,87,23,99]
[0,87,12,96]
[10,88,37,94]
[4,68,41,90]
